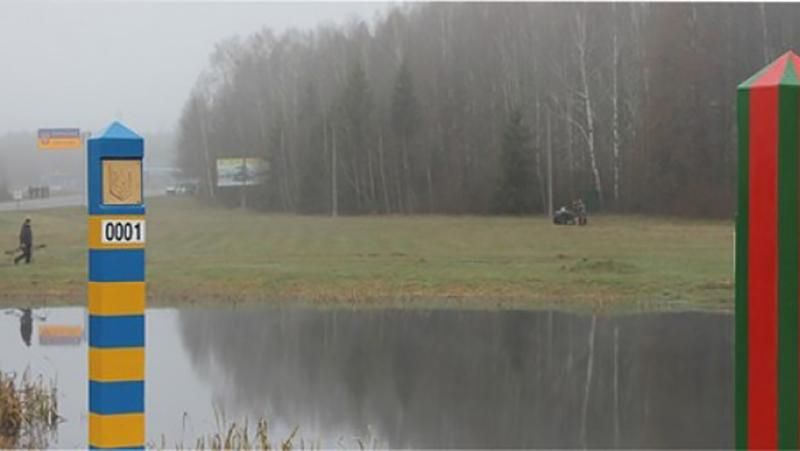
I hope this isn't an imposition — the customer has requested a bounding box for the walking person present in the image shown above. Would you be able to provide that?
[14,218,33,265]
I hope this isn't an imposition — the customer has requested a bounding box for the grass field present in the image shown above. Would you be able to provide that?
[0,198,734,312]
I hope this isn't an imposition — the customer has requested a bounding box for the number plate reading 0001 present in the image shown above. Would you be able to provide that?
[101,219,146,244]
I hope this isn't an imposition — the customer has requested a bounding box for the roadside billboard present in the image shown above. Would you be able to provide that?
[37,128,82,150]
[216,158,269,187]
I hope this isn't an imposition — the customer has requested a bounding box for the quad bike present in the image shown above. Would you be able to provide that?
[553,208,587,226]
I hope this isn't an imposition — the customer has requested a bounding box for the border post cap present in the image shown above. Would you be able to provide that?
[90,121,143,142]
[739,50,800,89]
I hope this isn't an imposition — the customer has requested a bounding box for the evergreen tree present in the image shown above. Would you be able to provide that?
[297,81,327,214]
[342,58,372,147]
[391,60,420,141]
[337,58,373,213]
[494,110,536,214]
[391,59,421,212]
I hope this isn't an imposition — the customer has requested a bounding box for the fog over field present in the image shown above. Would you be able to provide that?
[0,1,388,134]
[0,2,795,215]
[0,1,387,195]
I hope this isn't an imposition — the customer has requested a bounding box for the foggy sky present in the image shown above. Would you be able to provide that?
[0,1,389,135]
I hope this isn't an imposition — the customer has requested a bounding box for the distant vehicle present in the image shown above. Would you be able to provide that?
[553,206,577,225]
[166,182,198,196]
[553,205,587,226]
[180,183,198,195]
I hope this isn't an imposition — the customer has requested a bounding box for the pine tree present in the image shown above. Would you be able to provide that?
[297,81,327,214]
[336,57,374,213]
[391,59,421,212]
[391,60,420,141]
[494,110,536,214]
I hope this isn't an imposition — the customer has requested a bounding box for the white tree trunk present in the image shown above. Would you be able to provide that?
[197,98,216,201]
[378,131,391,213]
[611,2,621,205]
[613,325,620,448]
[581,314,598,448]
[547,109,553,218]
[575,8,604,205]
[280,126,294,210]
[535,99,547,211]
[331,125,338,217]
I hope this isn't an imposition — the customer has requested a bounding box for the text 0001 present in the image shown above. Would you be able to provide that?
[101,220,145,244]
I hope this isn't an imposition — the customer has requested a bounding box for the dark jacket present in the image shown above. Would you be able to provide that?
[19,223,32,247]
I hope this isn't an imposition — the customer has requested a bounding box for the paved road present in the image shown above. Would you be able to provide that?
[0,191,163,212]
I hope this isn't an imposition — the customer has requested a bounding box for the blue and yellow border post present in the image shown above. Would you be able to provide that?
[87,122,146,449]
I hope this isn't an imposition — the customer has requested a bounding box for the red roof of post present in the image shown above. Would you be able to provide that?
[742,51,800,89]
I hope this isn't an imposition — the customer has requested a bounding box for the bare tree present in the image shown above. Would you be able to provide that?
[611,2,622,206]
[573,6,603,206]
[174,2,778,218]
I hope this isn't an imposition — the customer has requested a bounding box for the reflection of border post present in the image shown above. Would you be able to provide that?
[87,122,146,449]
[736,51,800,449]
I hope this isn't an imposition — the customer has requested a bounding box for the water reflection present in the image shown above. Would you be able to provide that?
[3,307,42,346]
[178,309,733,449]
[19,308,32,346]
[0,307,732,448]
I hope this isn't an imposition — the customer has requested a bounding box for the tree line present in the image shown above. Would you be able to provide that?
[176,2,798,217]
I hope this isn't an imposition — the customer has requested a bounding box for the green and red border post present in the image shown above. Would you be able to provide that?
[87,122,146,449]
[737,51,800,449]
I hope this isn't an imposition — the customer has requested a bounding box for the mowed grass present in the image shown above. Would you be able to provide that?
[0,198,734,312]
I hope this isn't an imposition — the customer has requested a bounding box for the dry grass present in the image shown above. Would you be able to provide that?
[0,370,60,449]
[154,410,302,451]
[155,406,382,451]
[189,421,298,451]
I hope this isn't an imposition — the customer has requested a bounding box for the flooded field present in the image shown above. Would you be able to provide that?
[0,307,732,448]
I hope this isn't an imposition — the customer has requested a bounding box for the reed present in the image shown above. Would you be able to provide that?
[0,369,60,448]
[156,416,301,451]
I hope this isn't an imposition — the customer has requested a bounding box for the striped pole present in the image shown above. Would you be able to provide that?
[87,122,146,449]
[737,51,800,449]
